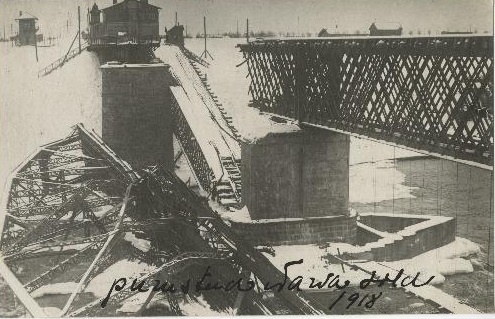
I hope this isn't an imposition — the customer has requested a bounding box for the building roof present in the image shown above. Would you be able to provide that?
[102,0,161,11]
[370,22,402,30]
[91,3,100,13]
[15,11,38,21]
[318,28,329,36]
[169,25,184,32]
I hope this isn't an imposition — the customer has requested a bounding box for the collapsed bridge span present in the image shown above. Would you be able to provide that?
[0,125,322,316]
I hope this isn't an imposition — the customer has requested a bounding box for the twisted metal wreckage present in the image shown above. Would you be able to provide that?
[0,124,322,316]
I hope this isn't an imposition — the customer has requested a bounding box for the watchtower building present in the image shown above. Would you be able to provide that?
[88,0,161,63]
[15,11,38,46]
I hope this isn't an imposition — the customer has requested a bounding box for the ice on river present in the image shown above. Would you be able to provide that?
[263,236,481,289]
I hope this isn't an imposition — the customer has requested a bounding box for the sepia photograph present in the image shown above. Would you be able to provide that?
[0,0,493,316]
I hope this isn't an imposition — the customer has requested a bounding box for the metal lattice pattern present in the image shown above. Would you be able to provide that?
[0,127,322,317]
[171,93,214,192]
[239,36,494,166]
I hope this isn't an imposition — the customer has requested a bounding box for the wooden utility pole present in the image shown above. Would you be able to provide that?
[175,12,178,26]
[34,33,38,62]
[78,6,81,52]
[297,16,300,37]
[200,16,213,60]
[246,18,249,42]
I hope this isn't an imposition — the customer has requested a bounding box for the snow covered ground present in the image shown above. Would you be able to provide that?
[0,40,101,189]
[262,236,482,290]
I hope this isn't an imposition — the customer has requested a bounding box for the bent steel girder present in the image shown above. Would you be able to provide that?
[146,166,323,315]
[238,36,494,167]
[0,125,325,317]
[0,125,138,317]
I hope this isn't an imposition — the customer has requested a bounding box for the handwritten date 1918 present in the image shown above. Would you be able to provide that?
[328,291,383,311]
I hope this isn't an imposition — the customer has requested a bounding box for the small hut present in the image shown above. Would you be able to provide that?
[165,25,184,46]
[15,11,38,45]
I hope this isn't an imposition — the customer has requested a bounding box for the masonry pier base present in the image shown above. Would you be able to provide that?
[101,62,175,170]
[239,128,356,244]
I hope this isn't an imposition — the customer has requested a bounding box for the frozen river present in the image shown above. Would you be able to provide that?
[181,38,493,264]
[0,37,492,255]
[0,38,491,238]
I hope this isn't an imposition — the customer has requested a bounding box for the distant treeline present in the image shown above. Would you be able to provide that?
[195,30,314,38]
[193,29,491,39]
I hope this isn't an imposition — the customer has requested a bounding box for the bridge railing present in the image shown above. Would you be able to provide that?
[238,35,493,166]
[38,41,89,77]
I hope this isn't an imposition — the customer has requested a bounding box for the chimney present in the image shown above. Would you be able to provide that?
[19,11,22,17]
[113,0,117,4]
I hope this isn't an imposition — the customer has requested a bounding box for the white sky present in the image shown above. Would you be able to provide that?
[0,0,493,38]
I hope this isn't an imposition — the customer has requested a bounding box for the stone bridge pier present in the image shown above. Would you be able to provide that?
[100,62,175,170]
[239,127,356,244]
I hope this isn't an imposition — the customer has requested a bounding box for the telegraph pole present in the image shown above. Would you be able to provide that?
[200,16,213,60]
[34,31,38,62]
[297,16,300,37]
[246,18,249,42]
[78,6,81,52]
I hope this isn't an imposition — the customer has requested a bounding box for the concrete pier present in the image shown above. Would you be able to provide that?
[101,62,175,170]
[242,128,350,220]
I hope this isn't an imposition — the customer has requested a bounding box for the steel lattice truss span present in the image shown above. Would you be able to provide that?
[238,35,494,167]
[0,124,321,317]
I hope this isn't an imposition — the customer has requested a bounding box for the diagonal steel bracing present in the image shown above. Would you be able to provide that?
[238,36,494,167]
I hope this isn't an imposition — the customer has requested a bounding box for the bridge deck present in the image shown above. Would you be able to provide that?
[170,86,225,179]
[159,46,242,203]
[161,45,241,160]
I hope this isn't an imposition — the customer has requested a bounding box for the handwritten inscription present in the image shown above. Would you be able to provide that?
[100,259,435,310]
[328,291,383,311]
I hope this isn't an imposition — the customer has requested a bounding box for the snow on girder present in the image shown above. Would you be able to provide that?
[75,123,141,183]
[163,45,241,159]
[171,86,224,180]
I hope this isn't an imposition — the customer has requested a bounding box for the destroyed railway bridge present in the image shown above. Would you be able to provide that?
[0,25,493,316]
[0,125,322,316]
